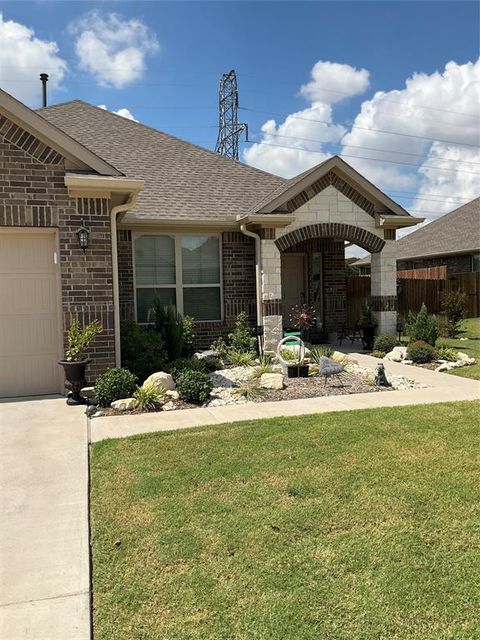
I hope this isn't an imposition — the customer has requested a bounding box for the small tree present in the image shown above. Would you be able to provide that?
[441,290,468,338]
[65,320,102,361]
[406,303,438,346]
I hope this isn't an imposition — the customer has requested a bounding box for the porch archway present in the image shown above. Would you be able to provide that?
[275,222,385,254]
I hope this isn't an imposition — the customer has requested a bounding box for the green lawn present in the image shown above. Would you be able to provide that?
[91,401,480,640]
[442,317,480,380]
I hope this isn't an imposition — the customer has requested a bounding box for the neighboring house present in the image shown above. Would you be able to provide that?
[353,198,480,275]
[0,89,421,398]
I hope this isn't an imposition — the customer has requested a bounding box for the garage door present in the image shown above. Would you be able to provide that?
[0,232,60,398]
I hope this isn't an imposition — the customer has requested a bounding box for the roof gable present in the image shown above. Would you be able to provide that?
[253,156,411,217]
[0,90,120,176]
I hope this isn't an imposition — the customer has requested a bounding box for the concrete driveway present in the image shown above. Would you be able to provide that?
[0,397,89,640]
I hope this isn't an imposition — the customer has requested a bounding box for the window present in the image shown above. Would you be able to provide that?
[134,234,222,322]
[472,254,480,272]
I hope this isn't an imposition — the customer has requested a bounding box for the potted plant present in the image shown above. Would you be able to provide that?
[277,335,309,378]
[359,302,377,350]
[59,320,102,405]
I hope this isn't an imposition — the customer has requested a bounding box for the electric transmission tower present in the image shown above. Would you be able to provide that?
[215,69,248,160]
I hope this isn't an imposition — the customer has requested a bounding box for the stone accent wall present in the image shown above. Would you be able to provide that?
[118,229,257,349]
[0,116,115,382]
[284,171,377,217]
[400,254,473,275]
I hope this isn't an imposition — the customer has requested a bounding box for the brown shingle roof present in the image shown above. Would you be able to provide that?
[38,101,285,223]
[354,197,480,264]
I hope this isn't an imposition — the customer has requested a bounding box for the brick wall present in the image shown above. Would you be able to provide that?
[284,238,346,334]
[400,254,473,275]
[118,230,257,350]
[0,115,115,382]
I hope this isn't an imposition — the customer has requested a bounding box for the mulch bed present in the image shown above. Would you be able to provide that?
[260,372,391,402]
[97,370,391,417]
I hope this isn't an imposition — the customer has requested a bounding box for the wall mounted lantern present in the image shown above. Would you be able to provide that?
[76,219,90,253]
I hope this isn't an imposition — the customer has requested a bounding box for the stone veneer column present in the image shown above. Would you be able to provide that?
[370,239,397,335]
[260,230,283,352]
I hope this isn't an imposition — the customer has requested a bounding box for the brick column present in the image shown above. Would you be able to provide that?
[260,230,283,351]
[370,240,397,335]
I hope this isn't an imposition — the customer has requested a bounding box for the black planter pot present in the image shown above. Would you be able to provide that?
[58,359,91,405]
[287,364,309,378]
[361,325,376,351]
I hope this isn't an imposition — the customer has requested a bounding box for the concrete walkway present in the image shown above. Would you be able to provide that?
[0,397,89,640]
[90,355,480,442]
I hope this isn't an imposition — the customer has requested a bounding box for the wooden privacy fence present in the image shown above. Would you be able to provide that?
[346,272,480,324]
[397,266,447,280]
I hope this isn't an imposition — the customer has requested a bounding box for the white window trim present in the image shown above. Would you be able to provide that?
[132,231,224,323]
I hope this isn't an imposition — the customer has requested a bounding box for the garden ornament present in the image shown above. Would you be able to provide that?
[375,362,391,387]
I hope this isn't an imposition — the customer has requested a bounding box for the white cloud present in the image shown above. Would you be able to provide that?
[98,104,138,122]
[341,60,480,206]
[0,13,67,106]
[69,11,159,88]
[300,60,369,104]
[244,61,368,177]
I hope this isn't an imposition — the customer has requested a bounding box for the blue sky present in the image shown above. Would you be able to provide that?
[1,0,479,240]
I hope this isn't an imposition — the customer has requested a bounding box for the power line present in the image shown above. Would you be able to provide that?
[240,107,480,148]
[247,129,480,166]
[4,64,478,118]
[243,139,480,176]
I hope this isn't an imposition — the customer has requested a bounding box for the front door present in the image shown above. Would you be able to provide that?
[281,253,305,326]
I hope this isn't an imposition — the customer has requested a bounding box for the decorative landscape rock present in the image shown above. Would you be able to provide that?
[435,352,476,372]
[162,401,176,411]
[194,350,219,361]
[260,373,284,390]
[80,386,95,399]
[385,346,407,362]
[210,366,252,388]
[165,390,179,400]
[143,371,175,392]
[332,351,357,364]
[111,398,136,411]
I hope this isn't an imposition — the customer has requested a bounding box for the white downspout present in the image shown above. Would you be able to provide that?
[110,193,139,367]
[240,223,263,351]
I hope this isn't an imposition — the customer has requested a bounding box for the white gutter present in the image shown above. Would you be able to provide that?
[110,193,140,366]
[240,223,263,351]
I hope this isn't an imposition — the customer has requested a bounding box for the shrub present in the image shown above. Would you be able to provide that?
[133,383,166,411]
[121,321,166,382]
[94,368,138,407]
[371,350,385,359]
[167,357,205,382]
[153,302,183,361]
[310,346,333,364]
[210,336,229,361]
[176,369,213,404]
[181,315,196,357]
[232,383,266,401]
[406,303,438,346]
[436,344,458,362]
[228,312,257,354]
[228,350,256,367]
[407,340,437,364]
[373,334,397,354]
[201,356,222,372]
[441,291,468,338]
[65,319,102,361]
[253,354,274,377]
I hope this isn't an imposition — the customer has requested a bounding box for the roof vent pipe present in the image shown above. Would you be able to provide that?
[40,73,48,107]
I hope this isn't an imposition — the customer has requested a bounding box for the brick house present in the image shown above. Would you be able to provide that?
[353,197,480,275]
[0,89,421,398]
